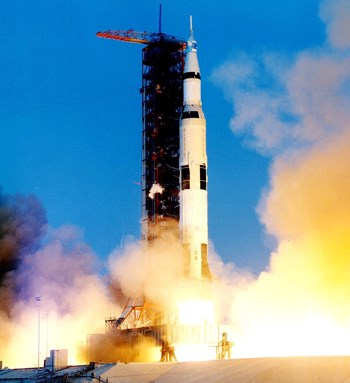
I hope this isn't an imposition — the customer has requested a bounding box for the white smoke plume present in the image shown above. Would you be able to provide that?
[108,227,221,312]
[0,192,117,367]
[210,0,350,356]
[320,0,350,49]
[148,183,164,200]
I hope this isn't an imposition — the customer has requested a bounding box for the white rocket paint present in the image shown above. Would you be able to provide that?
[179,19,210,279]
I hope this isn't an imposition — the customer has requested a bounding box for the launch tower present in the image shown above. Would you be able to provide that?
[141,35,184,241]
[97,27,185,242]
[97,24,185,329]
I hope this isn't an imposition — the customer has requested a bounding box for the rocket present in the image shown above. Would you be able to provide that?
[180,17,211,280]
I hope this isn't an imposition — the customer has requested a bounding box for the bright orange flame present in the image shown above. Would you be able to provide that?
[175,343,217,361]
[232,313,350,358]
[170,299,230,362]
[177,300,215,325]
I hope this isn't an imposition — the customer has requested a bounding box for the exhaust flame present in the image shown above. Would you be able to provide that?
[177,300,215,325]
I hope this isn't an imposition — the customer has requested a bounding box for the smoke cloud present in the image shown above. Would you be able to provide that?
[211,0,350,356]
[109,226,208,312]
[0,190,117,367]
[320,0,350,49]
[0,190,47,325]
[0,192,249,366]
[148,183,164,200]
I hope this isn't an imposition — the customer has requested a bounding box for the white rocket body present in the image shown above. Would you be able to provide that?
[179,22,211,279]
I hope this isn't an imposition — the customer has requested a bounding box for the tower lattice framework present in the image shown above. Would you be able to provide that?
[141,37,185,241]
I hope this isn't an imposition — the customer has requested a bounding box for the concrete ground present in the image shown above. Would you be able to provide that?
[97,356,350,383]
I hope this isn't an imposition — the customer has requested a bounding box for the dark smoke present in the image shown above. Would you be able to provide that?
[0,188,47,317]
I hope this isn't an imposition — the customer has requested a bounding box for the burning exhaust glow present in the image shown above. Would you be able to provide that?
[232,313,350,358]
[177,300,215,325]
[175,343,217,362]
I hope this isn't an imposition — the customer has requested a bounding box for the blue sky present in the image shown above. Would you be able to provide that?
[0,0,325,273]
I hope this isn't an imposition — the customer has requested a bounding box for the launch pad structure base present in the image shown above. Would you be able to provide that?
[94,356,350,383]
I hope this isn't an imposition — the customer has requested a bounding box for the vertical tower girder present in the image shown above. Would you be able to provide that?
[141,39,184,241]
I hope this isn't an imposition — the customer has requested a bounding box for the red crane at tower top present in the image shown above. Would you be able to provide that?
[96,29,185,45]
[96,4,185,46]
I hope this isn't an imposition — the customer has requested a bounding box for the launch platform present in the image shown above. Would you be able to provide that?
[3,356,350,383]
